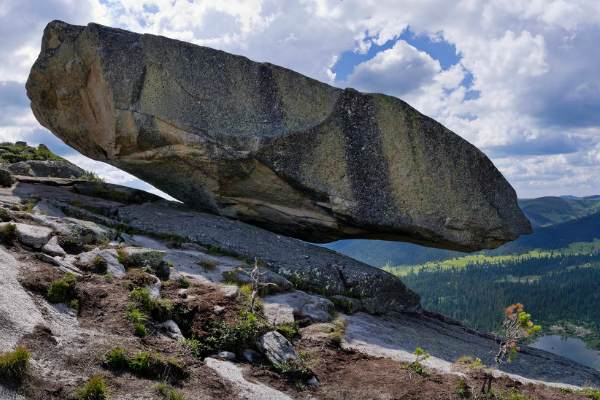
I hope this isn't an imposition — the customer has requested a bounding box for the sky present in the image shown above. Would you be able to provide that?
[1,0,600,199]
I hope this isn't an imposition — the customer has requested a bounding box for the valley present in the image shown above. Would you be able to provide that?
[329,196,600,368]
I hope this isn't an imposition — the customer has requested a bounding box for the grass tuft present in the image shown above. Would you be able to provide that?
[47,273,77,304]
[154,382,186,400]
[77,375,108,400]
[0,346,30,384]
[0,223,16,245]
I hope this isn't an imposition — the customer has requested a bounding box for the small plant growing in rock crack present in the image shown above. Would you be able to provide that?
[76,375,108,400]
[104,348,186,383]
[126,305,149,337]
[407,347,430,375]
[89,255,108,274]
[154,382,186,400]
[47,273,78,305]
[276,322,300,341]
[327,317,348,348]
[455,378,471,398]
[116,247,129,265]
[21,199,37,212]
[455,355,484,371]
[481,304,541,396]
[0,222,16,245]
[0,346,30,384]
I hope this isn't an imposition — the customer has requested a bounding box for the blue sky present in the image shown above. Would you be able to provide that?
[1,0,600,199]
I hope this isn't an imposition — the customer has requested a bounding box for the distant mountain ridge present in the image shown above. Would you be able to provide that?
[324,195,600,266]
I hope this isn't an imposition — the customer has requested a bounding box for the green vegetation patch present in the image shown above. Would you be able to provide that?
[77,375,108,400]
[0,223,16,245]
[184,310,268,358]
[154,382,186,400]
[0,346,30,384]
[47,273,78,305]
[104,349,186,383]
[0,143,62,164]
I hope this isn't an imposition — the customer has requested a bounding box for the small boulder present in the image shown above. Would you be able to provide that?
[263,291,335,325]
[242,349,261,364]
[159,320,183,340]
[222,267,293,294]
[42,236,66,257]
[220,284,239,299]
[0,168,13,187]
[257,331,299,367]
[120,247,169,279]
[216,351,236,361]
[30,214,114,253]
[77,248,126,277]
[8,222,53,249]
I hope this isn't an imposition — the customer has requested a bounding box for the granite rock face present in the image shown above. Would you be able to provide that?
[27,21,531,249]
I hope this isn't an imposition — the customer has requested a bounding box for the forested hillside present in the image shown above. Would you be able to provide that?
[386,241,600,348]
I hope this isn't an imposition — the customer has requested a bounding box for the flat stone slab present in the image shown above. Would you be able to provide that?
[343,312,600,388]
[7,222,53,249]
[263,291,335,324]
[205,358,293,400]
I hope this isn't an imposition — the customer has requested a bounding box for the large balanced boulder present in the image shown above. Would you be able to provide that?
[27,21,531,249]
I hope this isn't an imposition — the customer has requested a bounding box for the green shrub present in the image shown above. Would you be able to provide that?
[129,287,154,311]
[128,352,186,382]
[276,322,299,341]
[407,347,430,375]
[0,346,30,383]
[0,223,16,245]
[134,323,148,337]
[47,273,77,304]
[154,382,186,400]
[105,350,185,383]
[273,357,313,384]
[129,287,172,322]
[126,306,148,337]
[126,307,148,325]
[185,311,268,357]
[0,208,11,222]
[580,388,600,400]
[69,299,80,310]
[104,348,128,370]
[77,375,108,400]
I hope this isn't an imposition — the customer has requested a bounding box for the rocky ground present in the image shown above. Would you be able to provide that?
[0,146,599,399]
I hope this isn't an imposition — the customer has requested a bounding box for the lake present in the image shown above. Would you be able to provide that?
[531,335,600,370]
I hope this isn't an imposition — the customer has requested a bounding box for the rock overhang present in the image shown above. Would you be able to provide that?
[27,20,532,251]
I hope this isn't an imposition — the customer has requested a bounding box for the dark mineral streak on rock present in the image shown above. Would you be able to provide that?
[336,89,396,223]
